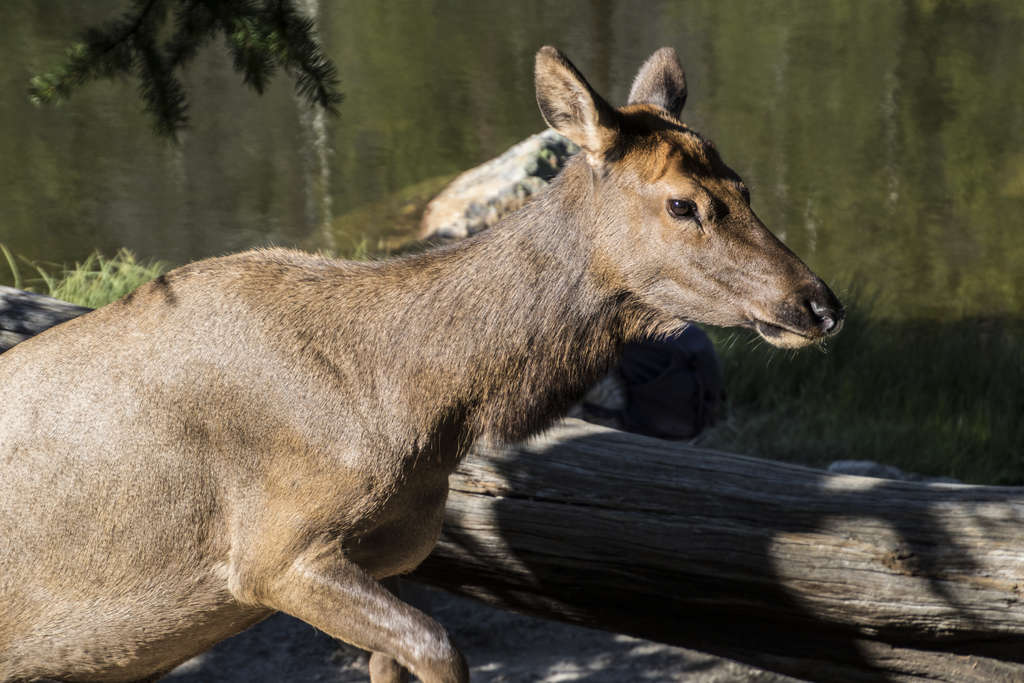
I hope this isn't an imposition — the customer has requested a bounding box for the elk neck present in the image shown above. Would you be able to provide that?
[321,160,652,451]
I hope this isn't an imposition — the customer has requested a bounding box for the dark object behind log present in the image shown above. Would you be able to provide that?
[618,326,723,439]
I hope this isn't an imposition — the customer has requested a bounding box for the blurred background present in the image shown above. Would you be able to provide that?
[1,0,1021,482]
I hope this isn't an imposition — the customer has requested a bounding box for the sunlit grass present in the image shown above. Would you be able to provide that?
[1,245,166,308]
[1,243,24,290]
[47,249,166,308]
[697,292,1024,485]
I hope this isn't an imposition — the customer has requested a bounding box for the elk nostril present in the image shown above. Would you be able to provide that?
[808,299,836,332]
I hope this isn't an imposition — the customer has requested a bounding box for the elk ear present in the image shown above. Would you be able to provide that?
[535,46,619,157]
[627,47,687,118]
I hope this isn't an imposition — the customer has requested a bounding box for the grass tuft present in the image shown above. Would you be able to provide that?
[1,243,23,290]
[1,246,166,309]
[46,249,167,309]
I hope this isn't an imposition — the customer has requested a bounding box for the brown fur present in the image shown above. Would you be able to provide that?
[0,47,841,682]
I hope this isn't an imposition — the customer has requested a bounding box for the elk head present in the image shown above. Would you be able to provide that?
[535,46,844,348]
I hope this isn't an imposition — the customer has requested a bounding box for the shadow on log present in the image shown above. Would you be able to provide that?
[3,288,1022,681]
[414,420,1024,682]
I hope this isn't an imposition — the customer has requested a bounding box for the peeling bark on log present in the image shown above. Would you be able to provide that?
[413,420,1024,682]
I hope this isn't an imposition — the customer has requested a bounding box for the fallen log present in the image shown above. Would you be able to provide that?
[4,289,1023,680]
[0,286,90,352]
[413,420,1024,682]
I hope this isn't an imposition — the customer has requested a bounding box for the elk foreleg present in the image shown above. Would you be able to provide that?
[256,549,467,683]
[369,578,410,683]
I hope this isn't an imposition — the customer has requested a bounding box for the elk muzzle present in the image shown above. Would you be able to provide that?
[751,279,845,349]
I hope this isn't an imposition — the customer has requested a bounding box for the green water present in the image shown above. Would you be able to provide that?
[1,0,1023,320]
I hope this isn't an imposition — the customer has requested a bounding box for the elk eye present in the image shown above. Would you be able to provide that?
[667,198,698,220]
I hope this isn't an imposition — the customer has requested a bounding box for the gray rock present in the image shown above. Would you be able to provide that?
[419,129,578,240]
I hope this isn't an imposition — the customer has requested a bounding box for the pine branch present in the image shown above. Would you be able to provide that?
[165,0,220,67]
[28,0,342,140]
[133,21,190,137]
[29,0,164,107]
[260,0,343,112]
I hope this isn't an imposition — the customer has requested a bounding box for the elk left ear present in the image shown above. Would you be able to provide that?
[628,47,687,118]
[535,46,620,157]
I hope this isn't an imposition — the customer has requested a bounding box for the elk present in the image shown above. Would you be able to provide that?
[0,46,842,682]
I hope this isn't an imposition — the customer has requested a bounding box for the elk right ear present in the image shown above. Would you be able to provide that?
[535,46,619,157]
[627,47,687,119]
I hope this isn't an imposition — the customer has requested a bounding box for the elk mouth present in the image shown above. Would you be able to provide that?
[746,319,821,349]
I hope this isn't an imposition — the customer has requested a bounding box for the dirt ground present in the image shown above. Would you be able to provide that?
[166,585,800,682]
